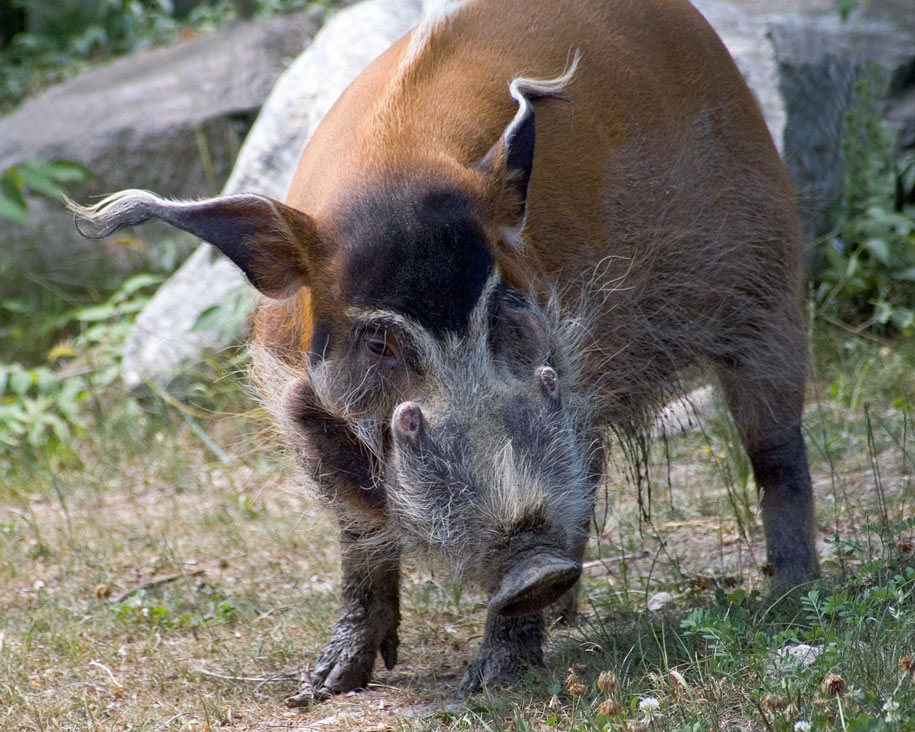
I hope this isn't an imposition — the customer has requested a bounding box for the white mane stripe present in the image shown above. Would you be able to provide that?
[400,0,467,73]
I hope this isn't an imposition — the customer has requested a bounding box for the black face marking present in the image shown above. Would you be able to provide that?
[340,183,494,336]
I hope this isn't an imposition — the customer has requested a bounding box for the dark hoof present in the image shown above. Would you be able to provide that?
[285,679,330,708]
[299,616,399,702]
[460,654,521,696]
[459,613,545,695]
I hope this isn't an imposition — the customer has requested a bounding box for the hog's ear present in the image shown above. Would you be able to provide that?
[474,84,537,231]
[474,53,580,235]
[68,190,320,299]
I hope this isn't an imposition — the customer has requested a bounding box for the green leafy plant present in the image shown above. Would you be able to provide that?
[0,362,87,454]
[0,0,328,113]
[67,272,163,387]
[192,282,256,342]
[812,63,915,336]
[0,273,161,458]
[0,158,91,226]
[112,589,239,630]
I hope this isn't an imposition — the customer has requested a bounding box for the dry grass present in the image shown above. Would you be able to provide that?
[2,327,913,731]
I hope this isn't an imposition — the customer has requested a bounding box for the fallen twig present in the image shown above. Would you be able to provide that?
[196,668,301,683]
[89,659,123,688]
[582,549,649,574]
[111,569,204,603]
[195,667,302,693]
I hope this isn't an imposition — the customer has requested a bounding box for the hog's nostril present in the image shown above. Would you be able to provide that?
[392,402,423,440]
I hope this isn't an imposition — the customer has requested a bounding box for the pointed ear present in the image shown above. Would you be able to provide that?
[474,82,537,229]
[68,190,320,299]
[473,53,580,234]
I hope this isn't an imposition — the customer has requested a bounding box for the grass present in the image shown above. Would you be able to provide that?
[1,318,913,732]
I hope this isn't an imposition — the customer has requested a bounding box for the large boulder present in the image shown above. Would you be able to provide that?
[119,0,426,389]
[0,12,318,298]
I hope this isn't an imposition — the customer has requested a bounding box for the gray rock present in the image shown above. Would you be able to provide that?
[120,0,426,389]
[769,10,915,238]
[769,642,824,672]
[654,385,718,437]
[647,591,674,612]
[692,0,786,152]
[694,0,915,239]
[0,12,317,297]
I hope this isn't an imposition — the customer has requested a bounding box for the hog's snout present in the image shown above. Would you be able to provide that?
[489,546,581,617]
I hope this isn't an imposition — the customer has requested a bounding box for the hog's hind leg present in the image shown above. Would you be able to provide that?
[713,318,818,590]
[287,527,400,706]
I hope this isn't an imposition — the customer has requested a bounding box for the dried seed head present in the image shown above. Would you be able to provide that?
[668,668,690,693]
[566,680,588,697]
[93,584,112,600]
[896,537,913,554]
[761,563,775,577]
[762,692,786,711]
[566,664,588,695]
[599,698,620,716]
[899,655,915,672]
[597,670,619,693]
[811,698,837,721]
[822,673,846,696]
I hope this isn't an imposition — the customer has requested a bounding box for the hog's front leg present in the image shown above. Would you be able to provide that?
[287,528,400,706]
[460,611,545,694]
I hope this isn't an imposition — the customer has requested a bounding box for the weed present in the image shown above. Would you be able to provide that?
[811,63,915,336]
[0,158,92,227]
[0,273,161,465]
[0,0,334,114]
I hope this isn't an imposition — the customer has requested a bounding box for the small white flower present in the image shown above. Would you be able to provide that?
[639,696,661,717]
[793,721,811,732]
[883,699,901,723]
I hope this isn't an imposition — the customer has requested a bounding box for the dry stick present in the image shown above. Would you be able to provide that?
[581,550,649,575]
[196,668,300,683]
[152,714,185,732]
[111,569,204,603]
[89,659,123,688]
[865,404,890,530]
[196,667,303,694]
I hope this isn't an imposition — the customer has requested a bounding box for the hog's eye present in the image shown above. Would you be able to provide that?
[364,335,397,360]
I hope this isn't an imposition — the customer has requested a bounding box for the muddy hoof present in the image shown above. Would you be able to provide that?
[460,613,545,695]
